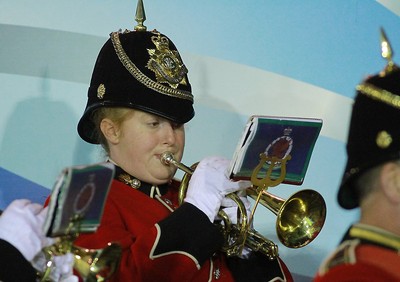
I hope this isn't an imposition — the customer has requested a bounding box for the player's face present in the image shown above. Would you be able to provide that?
[108,110,185,185]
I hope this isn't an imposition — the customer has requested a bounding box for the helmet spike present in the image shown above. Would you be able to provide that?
[134,0,147,31]
[380,27,397,74]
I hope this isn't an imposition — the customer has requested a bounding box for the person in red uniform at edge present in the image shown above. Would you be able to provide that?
[0,200,77,282]
[72,1,293,281]
[314,30,400,281]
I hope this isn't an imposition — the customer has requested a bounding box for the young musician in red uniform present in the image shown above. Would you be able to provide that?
[73,1,293,281]
[314,30,400,281]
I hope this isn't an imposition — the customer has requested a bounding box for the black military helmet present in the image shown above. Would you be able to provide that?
[338,29,400,209]
[78,0,194,144]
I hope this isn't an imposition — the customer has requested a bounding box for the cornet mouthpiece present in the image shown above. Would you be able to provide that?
[160,151,194,175]
[160,151,174,166]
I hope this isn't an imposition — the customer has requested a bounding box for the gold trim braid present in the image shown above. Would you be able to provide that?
[350,224,400,251]
[357,83,400,109]
[110,32,193,102]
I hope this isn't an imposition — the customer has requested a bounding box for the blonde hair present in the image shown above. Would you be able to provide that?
[91,107,134,153]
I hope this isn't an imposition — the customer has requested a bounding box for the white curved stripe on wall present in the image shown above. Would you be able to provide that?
[186,54,353,143]
[0,24,351,144]
[378,0,400,16]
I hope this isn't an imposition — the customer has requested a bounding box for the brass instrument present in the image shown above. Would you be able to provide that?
[39,236,122,282]
[160,151,326,259]
[246,187,326,248]
[71,243,122,282]
[37,213,122,282]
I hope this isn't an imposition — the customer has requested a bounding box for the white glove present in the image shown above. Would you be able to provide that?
[220,194,253,259]
[184,156,251,223]
[32,252,78,282]
[0,199,53,261]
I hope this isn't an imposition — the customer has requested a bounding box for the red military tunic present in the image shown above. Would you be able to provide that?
[314,223,400,281]
[74,166,293,281]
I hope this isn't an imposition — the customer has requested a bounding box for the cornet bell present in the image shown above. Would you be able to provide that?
[276,189,326,248]
[247,187,326,249]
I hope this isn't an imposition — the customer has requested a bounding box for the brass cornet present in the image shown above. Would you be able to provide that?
[160,151,326,259]
[38,236,122,282]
